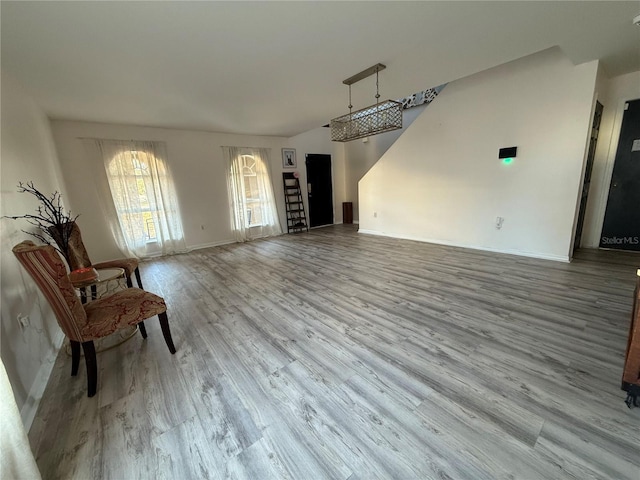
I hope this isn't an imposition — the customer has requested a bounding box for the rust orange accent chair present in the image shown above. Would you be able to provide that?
[12,241,176,397]
[66,222,143,289]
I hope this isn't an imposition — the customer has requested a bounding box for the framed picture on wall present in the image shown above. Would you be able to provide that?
[282,148,297,168]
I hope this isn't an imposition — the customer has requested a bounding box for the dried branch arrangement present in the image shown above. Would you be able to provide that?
[4,181,79,263]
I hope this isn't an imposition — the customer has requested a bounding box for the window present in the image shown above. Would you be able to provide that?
[241,154,264,227]
[224,146,282,242]
[128,152,157,242]
[98,139,186,257]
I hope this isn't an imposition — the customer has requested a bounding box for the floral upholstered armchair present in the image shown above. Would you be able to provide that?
[12,240,176,397]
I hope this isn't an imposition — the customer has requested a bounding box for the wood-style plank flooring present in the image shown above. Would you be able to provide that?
[29,225,640,479]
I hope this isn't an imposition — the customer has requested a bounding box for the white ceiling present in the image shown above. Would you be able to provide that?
[2,1,639,137]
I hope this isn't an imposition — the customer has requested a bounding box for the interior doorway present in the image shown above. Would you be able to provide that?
[600,98,640,251]
[305,154,334,228]
[573,101,603,254]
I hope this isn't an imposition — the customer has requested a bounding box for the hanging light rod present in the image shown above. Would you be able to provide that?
[343,63,386,85]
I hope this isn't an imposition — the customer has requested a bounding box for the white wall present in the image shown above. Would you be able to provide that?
[51,121,342,261]
[0,72,66,426]
[359,48,598,261]
[581,70,640,248]
[344,104,430,223]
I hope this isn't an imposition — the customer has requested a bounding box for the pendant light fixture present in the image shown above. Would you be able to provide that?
[330,63,402,142]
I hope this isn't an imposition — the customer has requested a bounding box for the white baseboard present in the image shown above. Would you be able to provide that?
[357,229,569,263]
[21,331,64,431]
[186,239,236,252]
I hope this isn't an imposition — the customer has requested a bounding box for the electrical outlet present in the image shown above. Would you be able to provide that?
[495,216,505,230]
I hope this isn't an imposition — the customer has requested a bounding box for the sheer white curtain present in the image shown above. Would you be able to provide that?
[0,360,41,479]
[223,146,282,242]
[96,139,187,258]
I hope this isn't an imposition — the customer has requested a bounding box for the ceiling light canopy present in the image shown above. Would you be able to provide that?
[330,63,402,142]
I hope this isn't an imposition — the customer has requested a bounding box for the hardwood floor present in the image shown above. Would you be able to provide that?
[29,225,640,479]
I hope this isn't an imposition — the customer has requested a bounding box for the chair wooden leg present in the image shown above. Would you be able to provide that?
[81,341,97,397]
[158,312,176,354]
[138,321,148,338]
[134,267,144,289]
[126,274,133,288]
[90,284,97,301]
[80,287,87,304]
[70,340,80,376]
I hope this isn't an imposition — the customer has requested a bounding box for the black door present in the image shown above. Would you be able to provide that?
[573,101,603,254]
[600,98,640,251]
[305,154,334,228]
